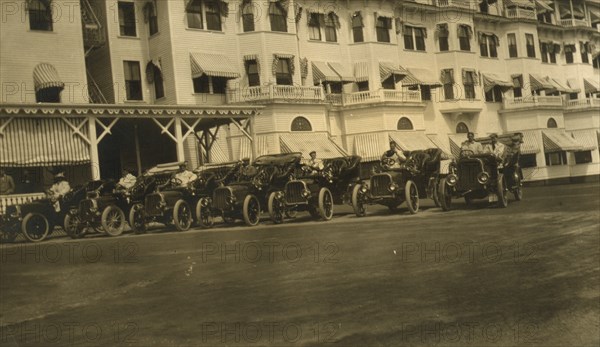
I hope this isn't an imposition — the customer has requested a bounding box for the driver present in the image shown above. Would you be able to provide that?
[305,151,324,175]
[48,171,71,212]
[484,133,505,160]
[117,169,137,190]
[381,141,406,169]
[460,132,483,156]
[173,162,197,187]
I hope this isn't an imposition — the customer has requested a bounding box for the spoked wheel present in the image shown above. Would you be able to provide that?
[351,184,366,217]
[318,187,334,221]
[195,198,214,229]
[513,187,523,201]
[438,177,452,211]
[268,192,285,224]
[497,174,508,208]
[21,213,50,242]
[242,194,261,226]
[128,204,147,234]
[431,178,441,207]
[173,200,193,231]
[405,180,419,214]
[64,213,84,239]
[101,205,126,237]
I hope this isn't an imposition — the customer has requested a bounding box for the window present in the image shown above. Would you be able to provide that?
[540,42,558,64]
[186,0,203,29]
[420,86,432,100]
[212,77,228,94]
[463,70,477,99]
[381,76,396,90]
[352,12,364,43]
[119,2,137,36]
[186,0,222,31]
[376,16,391,43]
[593,55,600,69]
[574,151,592,164]
[581,42,589,64]
[123,61,142,100]
[545,151,567,166]
[291,117,312,131]
[525,34,535,58]
[540,42,548,63]
[308,13,321,40]
[458,25,471,51]
[485,86,503,102]
[269,1,287,32]
[28,0,53,31]
[480,35,488,57]
[245,60,260,87]
[193,76,228,94]
[242,2,255,32]
[357,81,369,91]
[147,62,164,99]
[327,82,343,94]
[193,75,210,93]
[508,33,518,58]
[324,13,338,42]
[538,11,552,24]
[404,26,426,51]
[397,117,413,130]
[437,24,449,51]
[205,1,221,31]
[519,154,537,168]
[275,58,292,85]
[442,69,454,100]
[512,74,523,98]
[547,118,557,128]
[565,44,575,64]
[479,34,498,58]
[456,122,469,133]
[36,88,61,103]
[145,1,158,36]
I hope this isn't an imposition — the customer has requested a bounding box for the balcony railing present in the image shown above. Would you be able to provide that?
[505,6,536,20]
[565,98,600,109]
[435,0,473,9]
[227,84,324,104]
[502,96,564,109]
[559,18,590,27]
[328,89,422,106]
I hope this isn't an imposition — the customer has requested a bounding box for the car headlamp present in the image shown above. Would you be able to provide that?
[276,191,285,199]
[301,189,311,198]
[477,172,490,184]
[360,185,368,193]
[226,196,236,204]
[389,183,399,192]
[446,174,458,186]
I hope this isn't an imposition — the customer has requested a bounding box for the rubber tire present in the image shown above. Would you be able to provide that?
[431,178,441,207]
[318,187,334,221]
[195,198,214,229]
[497,174,508,208]
[405,180,419,214]
[513,187,523,201]
[101,205,126,237]
[21,213,50,243]
[242,194,261,226]
[268,192,284,224]
[173,200,193,231]
[352,184,366,217]
[128,204,146,234]
[64,212,84,239]
[438,177,452,212]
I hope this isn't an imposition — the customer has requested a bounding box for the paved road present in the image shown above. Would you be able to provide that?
[1,183,598,346]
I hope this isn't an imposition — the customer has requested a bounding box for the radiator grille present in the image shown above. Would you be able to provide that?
[213,187,232,210]
[457,161,482,191]
[145,193,164,216]
[285,181,307,204]
[370,174,392,197]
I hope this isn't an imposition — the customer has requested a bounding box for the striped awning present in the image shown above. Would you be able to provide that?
[546,77,580,93]
[0,118,90,167]
[354,62,369,82]
[448,133,469,158]
[402,68,443,87]
[520,131,541,155]
[328,62,355,83]
[482,73,513,92]
[389,132,436,152]
[33,63,65,92]
[505,0,534,8]
[529,74,554,91]
[535,0,553,12]
[379,62,409,82]
[426,134,452,157]
[190,52,240,79]
[542,129,583,152]
[233,135,269,161]
[312,61,340,84]
[583,77,600,94]
[570,129,599,151]
[353,133,385,162]
[280,132,346,159]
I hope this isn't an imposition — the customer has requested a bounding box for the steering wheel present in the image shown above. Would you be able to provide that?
[381,157,395,168]
[252,170,269,188]
[171,177,183,186]
[460,149,475,158]
[301,165,313,175]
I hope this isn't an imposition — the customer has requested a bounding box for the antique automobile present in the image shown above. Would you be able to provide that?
[351,148,444,217]
[198,153,302,227]
[267,156,362,223]
[0,181,103,243]
[437,133,523,210]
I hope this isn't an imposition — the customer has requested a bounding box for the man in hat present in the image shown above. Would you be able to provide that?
[381,141,406,169]
[484,133,506,160]
[460,132,483,156]
[308,151,324,172]
[173,161,197,187]
[117,169,137,190]
[48,171,71,212]
[0,168,15,195]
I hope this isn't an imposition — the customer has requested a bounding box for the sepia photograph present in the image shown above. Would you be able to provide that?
[0,0,599,346]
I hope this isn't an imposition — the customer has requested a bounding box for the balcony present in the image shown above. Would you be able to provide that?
[226,84,324,104]
[504,6,536,20]
[565,98,600,109]
[438,98,483,114]
[502,96,564,109]
[435,0,473,9]
[559,18,590,27]
[328,89,422,107]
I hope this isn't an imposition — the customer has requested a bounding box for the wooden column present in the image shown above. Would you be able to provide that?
[87,117,101,180]
[174,117,185,162]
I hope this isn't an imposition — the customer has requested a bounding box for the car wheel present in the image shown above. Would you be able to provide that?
[285,210,297,219]
[268,192,285,224]
[430,178,441,207]
[438,177,452,212]
[101,205,126,237]
[173,200,193,231]
[497,174,508,208]
[308,206,320,218]
[405,180,419,214]
[21,213,50,243]
[351,184,366,217]
[513,187,523,201]
[64,212,84,239]
[318,187,334,221]
[242,194,260,226]
[195,198,214,229]
[128,204,146,234]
